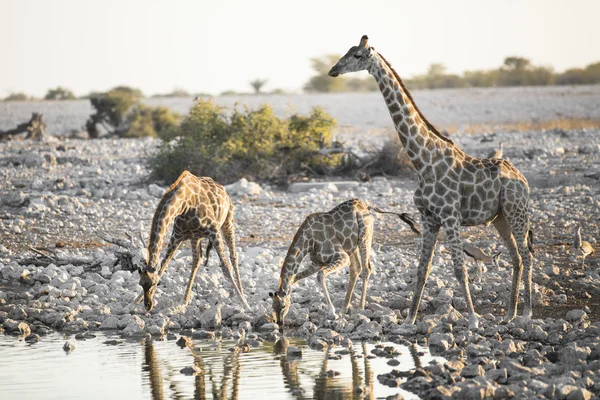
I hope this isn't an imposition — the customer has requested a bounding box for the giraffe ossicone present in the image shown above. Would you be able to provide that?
[330,36,534,329]
[136,170,250,312]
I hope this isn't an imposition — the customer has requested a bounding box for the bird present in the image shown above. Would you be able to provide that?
[463,244,502,283]
[574,226,594,268]
[487,142,504,159]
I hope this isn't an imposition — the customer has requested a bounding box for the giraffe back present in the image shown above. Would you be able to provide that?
[147,171,232,267]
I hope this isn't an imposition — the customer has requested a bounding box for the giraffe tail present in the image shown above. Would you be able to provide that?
[368,206,422,237]
[527,229,535,255]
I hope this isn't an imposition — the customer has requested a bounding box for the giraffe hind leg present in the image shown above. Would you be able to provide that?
[222,210,243,298]
[317,252,350,318]
[492,212,524,322]
[343,250,361,314]
[184,238,203,305]
[211,230,251,311]
[405,220,440,325]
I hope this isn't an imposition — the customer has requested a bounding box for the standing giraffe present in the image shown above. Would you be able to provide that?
[329,36,533,329]
[137,170,250,311]
[269,199,421,326]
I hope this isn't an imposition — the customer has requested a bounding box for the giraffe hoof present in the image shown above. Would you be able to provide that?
[469,314,480,330]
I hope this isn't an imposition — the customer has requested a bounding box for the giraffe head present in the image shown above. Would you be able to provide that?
[269,290,291,326]
[138,267,159,311]
[328,35,375,78]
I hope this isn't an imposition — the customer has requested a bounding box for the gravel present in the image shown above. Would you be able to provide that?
[1,89,600,398]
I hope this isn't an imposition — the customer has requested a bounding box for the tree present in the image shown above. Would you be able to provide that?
[304,54,349,92]
[110,86,144,98]
[427,63,447,77]
[44,87,76,100]
[3,92,30,101]
[249,79,268,94]
[503,57,531,71]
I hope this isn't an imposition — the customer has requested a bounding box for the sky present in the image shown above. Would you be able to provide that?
[1,0,599,97]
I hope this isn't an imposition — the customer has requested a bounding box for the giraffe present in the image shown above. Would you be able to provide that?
[269,198,421,326]
[136,170,250,312]
[329,36,534,329]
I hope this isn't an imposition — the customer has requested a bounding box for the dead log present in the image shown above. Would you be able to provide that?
[0,113,46,140]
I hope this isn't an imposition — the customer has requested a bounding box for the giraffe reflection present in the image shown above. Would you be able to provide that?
[143,338,165,400]
[141,338,241,400]
[275,338,375,400]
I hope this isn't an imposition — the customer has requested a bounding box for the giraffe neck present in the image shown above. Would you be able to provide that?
[369,52,463,173]
[277,230,309,294]
[147,190,183,269]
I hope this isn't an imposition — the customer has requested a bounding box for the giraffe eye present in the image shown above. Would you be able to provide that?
[353,54,362,59]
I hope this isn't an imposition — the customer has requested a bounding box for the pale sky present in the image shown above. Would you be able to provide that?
[1,0,599,97]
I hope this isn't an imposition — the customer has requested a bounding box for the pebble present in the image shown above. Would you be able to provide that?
[0,125,598,398]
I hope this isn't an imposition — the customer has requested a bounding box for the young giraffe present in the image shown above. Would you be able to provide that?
[137,170,250,311]
[329,36,533,329]
[269,198,421,326]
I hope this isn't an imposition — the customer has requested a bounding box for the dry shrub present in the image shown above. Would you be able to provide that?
[361,138,414,177]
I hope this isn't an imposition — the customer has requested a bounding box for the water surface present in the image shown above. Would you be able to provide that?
[0,332,444,399]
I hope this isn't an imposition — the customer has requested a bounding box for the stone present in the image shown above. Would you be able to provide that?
[287,346,303,358]
[99,316,120,330]
[566,388,592,400]
[566,309,587,322]
[287,181,358,193]
[485,368,508,384]
[200,306,222,329]
[461,364,485,378]
[180,365,202,375]
[147,184,166,198]
[63,340,75,353]
[225,178,263,196]
[192,330,216,340]
[17,322,31,337]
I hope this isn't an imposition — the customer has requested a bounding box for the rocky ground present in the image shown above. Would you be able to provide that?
[0,123,599,399]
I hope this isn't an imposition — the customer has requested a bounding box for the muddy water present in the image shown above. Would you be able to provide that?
[0,332,443,399]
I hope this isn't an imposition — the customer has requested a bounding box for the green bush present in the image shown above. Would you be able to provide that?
[152,100,340,183]
[86,89,179,138]
[44,87,76,100]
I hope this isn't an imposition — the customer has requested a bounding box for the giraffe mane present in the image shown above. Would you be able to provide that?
[277,215,313,291]
[376,53,454,145]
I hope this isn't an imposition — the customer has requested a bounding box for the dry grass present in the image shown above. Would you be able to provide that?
[444,118,600,135]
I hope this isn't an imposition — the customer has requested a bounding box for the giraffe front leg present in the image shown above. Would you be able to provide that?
[445,219,479,330]
[135,233,184,305]
[317,252,350,319]
[404,221,439,326]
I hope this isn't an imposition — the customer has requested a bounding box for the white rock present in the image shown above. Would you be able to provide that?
[225,178,263,196]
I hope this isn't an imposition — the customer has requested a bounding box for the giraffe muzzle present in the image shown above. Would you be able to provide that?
[328,67,340,78]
